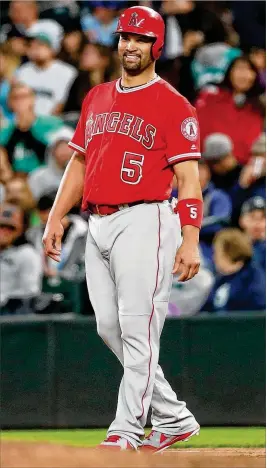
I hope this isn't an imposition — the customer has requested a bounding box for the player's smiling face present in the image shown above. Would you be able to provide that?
[118,33,154,74]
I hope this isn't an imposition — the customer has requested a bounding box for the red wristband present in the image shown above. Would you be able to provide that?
[176,198,203,229]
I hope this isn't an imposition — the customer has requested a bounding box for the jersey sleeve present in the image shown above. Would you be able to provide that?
[68,94,89,155]
[164,96,201,165]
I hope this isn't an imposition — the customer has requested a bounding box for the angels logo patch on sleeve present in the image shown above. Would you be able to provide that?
[181,117,198,141]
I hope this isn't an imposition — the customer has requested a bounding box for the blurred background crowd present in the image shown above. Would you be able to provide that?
[0,0,266,316]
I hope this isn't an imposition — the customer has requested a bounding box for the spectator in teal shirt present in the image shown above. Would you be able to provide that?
[0,82,65,173]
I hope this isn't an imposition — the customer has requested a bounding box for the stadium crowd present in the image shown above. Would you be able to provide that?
[0,0,266,316]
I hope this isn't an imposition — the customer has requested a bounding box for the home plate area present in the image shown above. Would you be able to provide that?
[2,442,265,468]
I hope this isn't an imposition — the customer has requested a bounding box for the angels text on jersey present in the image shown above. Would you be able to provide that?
[85,112,157,150]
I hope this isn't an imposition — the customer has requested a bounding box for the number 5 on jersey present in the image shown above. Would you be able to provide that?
[121,152,144,184]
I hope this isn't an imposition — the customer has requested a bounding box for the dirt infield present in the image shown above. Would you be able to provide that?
[2,442,265,468]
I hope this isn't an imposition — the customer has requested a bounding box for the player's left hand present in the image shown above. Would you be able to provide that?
[172,241,200,282]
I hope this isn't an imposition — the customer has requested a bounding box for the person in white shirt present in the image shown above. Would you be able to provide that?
[16,31,77,116]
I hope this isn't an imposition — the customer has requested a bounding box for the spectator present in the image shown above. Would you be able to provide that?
[0,43,21,121]
[159,0,227,57]
[58,28,88,68]
[202,133,242,192]
[168,264,214,317]
[26,192,87,281]
[239,196,266,271]
[1,0,63,49]
[203,228,266,313]
[190,3,242,91]
[37,0,80,30]
[198,159,232,265]
[195,56,264,165]
[16,31,77,116]
[231,1,265,50]
[80,1,118,47]
[28,127,74,201]
[191,43,241,91]
[0,202,42,315]
[0,147,13,204]
[250,47,266,89]
[0,83,66,173]
[63,43,113,115]
[5,175,36,215]
[0,147,13,185]
[230,133,266,223]
[0,24,28,63]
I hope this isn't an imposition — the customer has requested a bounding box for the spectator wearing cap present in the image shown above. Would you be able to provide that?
[26,192,87,281]
[28,127,74,201]
[239,196,266,271]
[195,56,264,165]
[16,30,77,116]
[191,37,241,91]
[202,133,242,192]
[202,228,265,313]
[80,2,119,47]
[198,159,232,265]
[0,83,66,173]
[0,202,42,315]
[230,133,266,224]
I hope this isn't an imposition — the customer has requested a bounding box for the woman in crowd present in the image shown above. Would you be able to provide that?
[63,42,115,116]
[195,56,265,165]
[57,27,88,68]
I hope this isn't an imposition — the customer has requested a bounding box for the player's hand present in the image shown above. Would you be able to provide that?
[42,218,64,263]
[172,241,200,282]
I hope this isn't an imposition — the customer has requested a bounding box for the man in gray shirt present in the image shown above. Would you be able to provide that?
[0,203,42,314]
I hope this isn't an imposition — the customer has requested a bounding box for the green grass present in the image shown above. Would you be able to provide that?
[1,427,265,448]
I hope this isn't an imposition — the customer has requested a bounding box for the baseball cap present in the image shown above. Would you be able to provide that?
[29,32,53,48]
[0,204,23,230]
[241,196,266,215]
[203,133,233,161]
[27,20,64,53]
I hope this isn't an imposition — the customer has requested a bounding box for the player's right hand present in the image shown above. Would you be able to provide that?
[42,219,64,263]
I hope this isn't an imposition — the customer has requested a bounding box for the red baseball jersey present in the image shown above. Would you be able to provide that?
[68,76,201,210]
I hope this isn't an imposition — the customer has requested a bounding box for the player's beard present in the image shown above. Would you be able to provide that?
[121,53,153,75]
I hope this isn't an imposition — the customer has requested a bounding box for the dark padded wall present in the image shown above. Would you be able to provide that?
[1,313,265,428]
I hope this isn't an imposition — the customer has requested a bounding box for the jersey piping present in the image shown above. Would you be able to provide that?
[167,152,201,163]
[69,141,86,153]
[116,75,161,93]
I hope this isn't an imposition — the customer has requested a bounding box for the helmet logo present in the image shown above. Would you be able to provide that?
[128,12,145,28]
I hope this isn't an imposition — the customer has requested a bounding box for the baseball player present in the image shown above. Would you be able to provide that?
[43,6,202,452]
